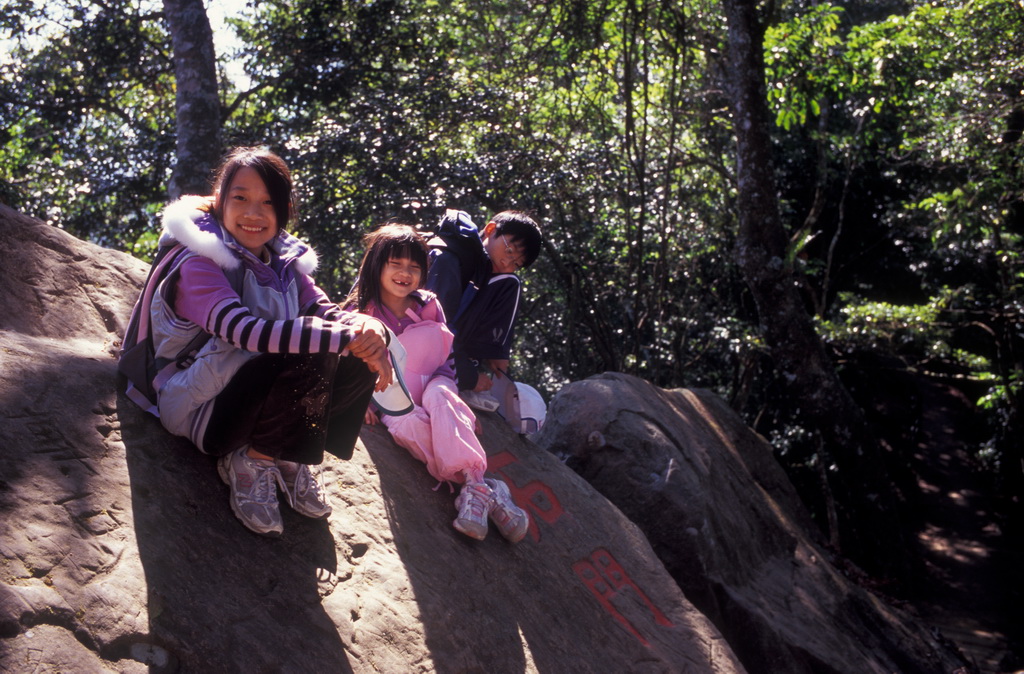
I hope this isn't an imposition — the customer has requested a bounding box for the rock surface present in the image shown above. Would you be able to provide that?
[534,373,973,674]
[0,203,973,673]
[0,205,741,672]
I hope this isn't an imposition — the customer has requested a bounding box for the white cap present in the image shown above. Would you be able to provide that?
[516,382,546,435]
[372,333,415,416]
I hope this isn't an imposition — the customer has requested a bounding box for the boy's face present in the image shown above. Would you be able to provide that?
[483,228,527,274]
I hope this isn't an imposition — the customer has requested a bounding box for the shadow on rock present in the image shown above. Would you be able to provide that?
[119,391,352,673]
[359,414,741,673]
[535,372,973,674]
[364,422,531,673]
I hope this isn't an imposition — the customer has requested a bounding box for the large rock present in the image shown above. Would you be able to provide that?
[534,373,971,674]
[0,205,742,672]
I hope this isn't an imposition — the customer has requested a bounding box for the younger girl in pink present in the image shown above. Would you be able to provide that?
[348,223,529,542]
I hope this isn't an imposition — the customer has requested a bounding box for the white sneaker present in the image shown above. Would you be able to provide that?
[485,478,529,543]
[453,482,493,540]
[277,460,332,519]
[217,447,284,536]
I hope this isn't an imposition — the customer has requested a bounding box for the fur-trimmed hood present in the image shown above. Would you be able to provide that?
[159,195,319,275]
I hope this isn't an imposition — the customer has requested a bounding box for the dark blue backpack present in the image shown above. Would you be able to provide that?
[426,209,491,324]
[427,210,486,292]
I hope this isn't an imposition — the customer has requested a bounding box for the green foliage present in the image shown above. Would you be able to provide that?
[2,0,1021,482]
[204,0,748,399]
[819,283,1022,480]
[765,4,846,130]
[820,290,949,354]
[0,0,176,250]
[757,0,1024,481]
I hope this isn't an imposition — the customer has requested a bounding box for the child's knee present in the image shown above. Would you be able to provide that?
[425,381,470,414]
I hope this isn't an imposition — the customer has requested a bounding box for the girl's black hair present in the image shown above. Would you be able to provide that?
[212,147,295,230]
[347,223,429,312]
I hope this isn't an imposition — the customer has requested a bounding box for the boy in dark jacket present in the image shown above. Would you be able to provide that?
[424,209,542,404]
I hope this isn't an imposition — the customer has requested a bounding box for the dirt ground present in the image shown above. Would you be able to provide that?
[878,376,1023,674]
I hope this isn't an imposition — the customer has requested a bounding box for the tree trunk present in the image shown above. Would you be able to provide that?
[720,0,911,581]
[163,0,222,199]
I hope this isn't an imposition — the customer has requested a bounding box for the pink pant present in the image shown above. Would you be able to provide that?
[382,376,486,484]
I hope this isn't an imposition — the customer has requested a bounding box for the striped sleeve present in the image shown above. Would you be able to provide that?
[206,298,355,354]
[173,256,358,354]
[297,273,354,323]
[302,295,347,322]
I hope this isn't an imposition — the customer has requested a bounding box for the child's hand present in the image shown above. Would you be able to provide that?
[364,408,379,425]
[346,316,394,390]
[347,316,388,360]
[368,352,393,391]
[472,371,493,392]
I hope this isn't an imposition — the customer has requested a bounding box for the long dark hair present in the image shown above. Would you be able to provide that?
[347,223,429,312]
[211,147,295,230]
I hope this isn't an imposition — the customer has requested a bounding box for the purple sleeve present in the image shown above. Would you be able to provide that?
[173,256,359,354]
[298,275,351,321]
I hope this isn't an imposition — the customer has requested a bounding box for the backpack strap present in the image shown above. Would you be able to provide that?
[118,244,190,413]
[119,235,250,416]
[119,243,230,415]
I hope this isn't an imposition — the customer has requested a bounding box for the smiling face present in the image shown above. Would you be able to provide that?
[379,254,423,310]
[219,166,279,257]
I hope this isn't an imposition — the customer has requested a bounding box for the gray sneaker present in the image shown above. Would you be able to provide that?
[453,482,493,540]
[217,447,284,536]
[485,478,529,543]
[277,460,332,519]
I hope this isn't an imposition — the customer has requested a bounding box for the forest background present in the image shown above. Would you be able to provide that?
[1,0,1021,586]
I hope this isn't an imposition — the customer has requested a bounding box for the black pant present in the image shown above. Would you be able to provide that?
[203,352,376,464]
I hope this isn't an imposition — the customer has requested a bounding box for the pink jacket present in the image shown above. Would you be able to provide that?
[363,290,456,405]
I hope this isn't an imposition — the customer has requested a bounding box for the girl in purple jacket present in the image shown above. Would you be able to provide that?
[136,147,392,536]
[348,224,529,543]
